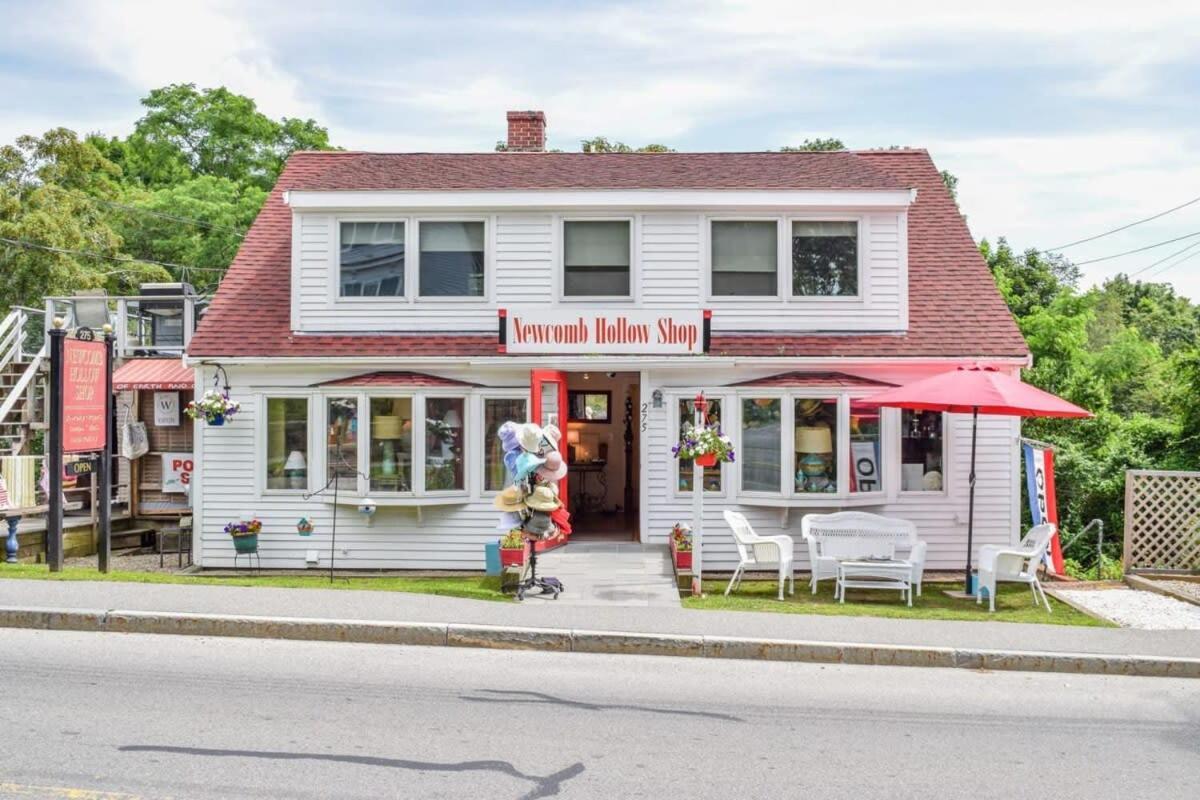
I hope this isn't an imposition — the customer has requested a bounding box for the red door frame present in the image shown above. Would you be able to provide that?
[530,369,570,549]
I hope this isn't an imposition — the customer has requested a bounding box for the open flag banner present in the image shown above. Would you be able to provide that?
[1023,442,1065,574]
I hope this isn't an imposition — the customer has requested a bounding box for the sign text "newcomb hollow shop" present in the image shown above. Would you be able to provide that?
[502,309,705,354]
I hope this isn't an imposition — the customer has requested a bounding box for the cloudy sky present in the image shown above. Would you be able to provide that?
[3,0,1198,296]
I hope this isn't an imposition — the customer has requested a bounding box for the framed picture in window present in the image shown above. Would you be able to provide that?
[568,390,612,423]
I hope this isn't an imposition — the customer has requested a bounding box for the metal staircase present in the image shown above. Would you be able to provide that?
[0,307,47,456]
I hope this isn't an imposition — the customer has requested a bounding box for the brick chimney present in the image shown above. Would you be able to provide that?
[506,110,546,152]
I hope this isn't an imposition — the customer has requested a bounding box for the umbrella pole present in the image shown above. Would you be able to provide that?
[964,407,978,594]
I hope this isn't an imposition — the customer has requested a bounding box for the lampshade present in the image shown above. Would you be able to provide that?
[284,450,307,470]
[372,415,403,438]
[442,408,462,428]
[795,426,832,454]
[567,429,581,444]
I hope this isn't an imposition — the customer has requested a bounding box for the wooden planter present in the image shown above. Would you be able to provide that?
[670,539,692,570]
[500,547,525,567]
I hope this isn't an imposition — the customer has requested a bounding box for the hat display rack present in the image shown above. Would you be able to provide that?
[493,421,571,600]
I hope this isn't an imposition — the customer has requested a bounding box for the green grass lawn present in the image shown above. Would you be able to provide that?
[0,563,509,602]
[683,579,1110,626]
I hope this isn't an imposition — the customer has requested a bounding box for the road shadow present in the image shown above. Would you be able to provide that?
[118,745,583,800]
[461,688,744,723]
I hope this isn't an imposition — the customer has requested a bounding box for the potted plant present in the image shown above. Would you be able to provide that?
[670,523,693,571]
[499,529,526,567]
[225,518,262,553]
[672,422,735,468]
[186,390,241,426]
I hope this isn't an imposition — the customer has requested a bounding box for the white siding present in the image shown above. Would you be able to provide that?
[294,209,907,334]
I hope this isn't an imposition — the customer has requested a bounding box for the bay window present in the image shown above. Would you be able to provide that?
[425,397,465,492]
[339,221,404,297]
[741,398,782,492]
[901,410,945,492]
[419,221,485,297]
[792,220,858,296]
[564,220,631,297]
[849,402,882,494]
[326,397,359,492]
[678,397,723,493]
[711,221,778,296]
[485,398,527,491]
[369,397,413,492]
[265,398,309,491]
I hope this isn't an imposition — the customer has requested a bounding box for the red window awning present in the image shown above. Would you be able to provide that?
[112,358,194,391]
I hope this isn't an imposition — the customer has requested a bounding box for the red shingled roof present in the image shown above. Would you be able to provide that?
[730,371,897,388]
[188,149,1027,360]
[314,371,480,388]
[286,150,906,191]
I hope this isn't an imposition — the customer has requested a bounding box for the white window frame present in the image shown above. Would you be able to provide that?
[320,393,364,497]
[258,392,315,496]
[896,408,950,497]
[787,215,865,302]
[478,392,529,496]
[415,216,490,303]
[705,216,783,301]
[668,392,729,499]
[557,215,637,303]
[332,217,409,303]
[421,394,472,496]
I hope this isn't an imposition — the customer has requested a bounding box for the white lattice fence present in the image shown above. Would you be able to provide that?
[1124,470,1200,573]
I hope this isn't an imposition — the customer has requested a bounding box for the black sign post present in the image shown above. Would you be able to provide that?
[97,328,115,573]
[46,322,65,572]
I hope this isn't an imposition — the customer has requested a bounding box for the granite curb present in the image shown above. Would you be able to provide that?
[2,605,1197,679]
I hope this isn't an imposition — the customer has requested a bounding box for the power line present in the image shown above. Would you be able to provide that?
[1070,230,1200,266]
[0,235,228,273]
[1043,193,1200,252]
[1147,244,1200,280]
[41,184,246,236]
[1128,238,1200,278]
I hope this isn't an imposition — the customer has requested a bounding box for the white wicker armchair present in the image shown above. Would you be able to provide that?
[723,510,795,600]
[801,512,925,595]
[977,523,1055,613]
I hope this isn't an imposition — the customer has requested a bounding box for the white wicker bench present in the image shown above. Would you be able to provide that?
[800,512,927,596]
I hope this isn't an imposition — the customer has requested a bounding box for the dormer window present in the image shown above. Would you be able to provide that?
[710,220,778,296]
[419,220,485,297]
[339,221,405,297]
[563,219,632,297]
[791,220,858,296]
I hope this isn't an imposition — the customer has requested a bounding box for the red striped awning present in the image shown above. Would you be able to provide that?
[112,358,193,391]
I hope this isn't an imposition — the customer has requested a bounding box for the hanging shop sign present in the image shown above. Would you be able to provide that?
[162,452,194,493]
[62,338,108,453]
[500,308,707,355]
[154,391,181,426]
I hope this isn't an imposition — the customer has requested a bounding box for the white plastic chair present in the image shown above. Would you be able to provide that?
[976,523,1055,613]
[723,510,794,600]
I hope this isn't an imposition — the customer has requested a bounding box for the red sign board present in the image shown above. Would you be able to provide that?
[63,338,108,453]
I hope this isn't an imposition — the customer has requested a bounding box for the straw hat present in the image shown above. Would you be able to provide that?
[517,422,545,453]
[492,485,526,512]
[524,484,561,512]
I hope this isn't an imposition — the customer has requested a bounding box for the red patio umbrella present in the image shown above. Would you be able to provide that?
[865,365,1092,593]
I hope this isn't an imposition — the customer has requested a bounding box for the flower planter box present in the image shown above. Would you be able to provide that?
[670,536,692,570]
[231,533,258,554]
[500,547,525,567]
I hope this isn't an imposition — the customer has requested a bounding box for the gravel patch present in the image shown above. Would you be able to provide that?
[1057,587,1200,630]
[64,550,189,574]
[1152,580,1200,604]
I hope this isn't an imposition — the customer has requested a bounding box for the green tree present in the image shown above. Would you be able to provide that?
[579,136,674,153]
[779,138,845,152]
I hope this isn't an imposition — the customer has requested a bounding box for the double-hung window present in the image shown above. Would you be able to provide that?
[419,221,485,297]
[900,410,945,492]
[677,397,724,493]
[265,397,310,492]
[711,221,778,296]
[792,220,858,296]
[563,220,631,297]
[339,221,405,297]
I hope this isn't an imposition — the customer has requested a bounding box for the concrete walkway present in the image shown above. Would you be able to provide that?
[532,541,680,608]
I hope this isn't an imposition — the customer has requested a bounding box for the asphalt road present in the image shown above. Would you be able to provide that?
[1,630,1197,800]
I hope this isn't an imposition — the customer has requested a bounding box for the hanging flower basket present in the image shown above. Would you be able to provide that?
[187,390,241,425]
[672,423,735,465]
[225,518,262,553]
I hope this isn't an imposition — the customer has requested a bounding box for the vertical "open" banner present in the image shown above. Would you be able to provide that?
[1023,442,1064,574]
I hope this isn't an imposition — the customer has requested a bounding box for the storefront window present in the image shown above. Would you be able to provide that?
[741,398,781,492]
[266,398,309,491]
[901,410,945,492]
[793,398,838,494]
[485,398,527,491]
[678,397,723,492]
[425,397,465,492]
[326,397,358,492]
[849,402,882,494]
[369,397,413,492]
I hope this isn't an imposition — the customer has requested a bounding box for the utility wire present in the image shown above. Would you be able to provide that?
[40,184,246,236]
[1070,230,1200,266]
[0,235,228,273]
[1043,193,1200,252]
[1147,244,1200,280]
[1128,238,1200,278]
